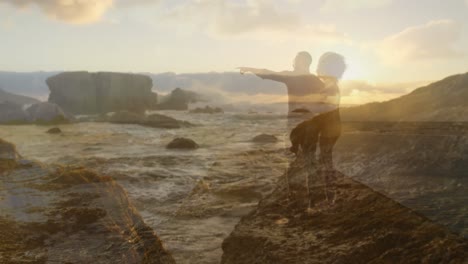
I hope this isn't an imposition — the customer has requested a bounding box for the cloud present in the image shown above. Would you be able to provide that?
[3,0,113,24]
[378,19,464,64]
[321,0,393,12]
[166,0,300,35]
[162,0,349,42]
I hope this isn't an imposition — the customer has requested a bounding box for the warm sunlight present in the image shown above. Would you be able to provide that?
[1,1,467,263]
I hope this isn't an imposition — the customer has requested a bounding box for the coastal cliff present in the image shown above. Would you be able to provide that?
[47,72,157,115]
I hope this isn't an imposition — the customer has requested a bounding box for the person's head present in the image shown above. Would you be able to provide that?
[316,52,346,80]
[293,51,312,73]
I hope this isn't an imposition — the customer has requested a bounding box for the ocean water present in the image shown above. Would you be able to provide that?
[1,113,466,263]
[0,111,293,264]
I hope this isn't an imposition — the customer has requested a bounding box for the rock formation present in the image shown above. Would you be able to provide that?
[166,138,199,149]
[221,159,467,263]
[46,127,62,134]
[156,88,199,111]
[0,138,175,263]
[47,72,157,115]
[189,106,224,114]
[108,111,192,129]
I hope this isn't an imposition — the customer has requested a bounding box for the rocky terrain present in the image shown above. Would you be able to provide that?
[47,72,158,115]
[335,121,468,238]
[0,138,175,263]
[221,158,468,263]
[341,73,468,121]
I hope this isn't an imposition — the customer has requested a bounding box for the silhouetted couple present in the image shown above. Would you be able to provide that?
[239,51,346,206]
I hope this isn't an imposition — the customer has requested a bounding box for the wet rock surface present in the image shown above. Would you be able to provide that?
[221,159,468,264]
[46,127,62,134]
[335,122,468,238]
[252,134,278,143]
[0,139,175,264]
[190,106,224,114]
[108,111,192,129]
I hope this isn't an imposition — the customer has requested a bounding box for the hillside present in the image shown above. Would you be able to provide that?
[0,88,40,105]
[341,72,468,121]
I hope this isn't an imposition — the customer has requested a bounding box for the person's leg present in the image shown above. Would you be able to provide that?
[318,109,341,171]
[319,136,339,171]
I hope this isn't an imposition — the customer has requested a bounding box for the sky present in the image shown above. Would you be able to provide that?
[0,0,467,104]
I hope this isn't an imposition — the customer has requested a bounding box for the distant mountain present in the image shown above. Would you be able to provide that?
[147,72,284,95]
[341,73,468,121]
[0,89,40,105]
[0,71,58,99]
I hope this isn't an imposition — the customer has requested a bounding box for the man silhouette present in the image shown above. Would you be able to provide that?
[239,51,346,207]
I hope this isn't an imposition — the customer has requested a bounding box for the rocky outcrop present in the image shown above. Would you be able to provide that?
[221,159,467,263]
[47,72,157,115]
[166,138,199,149]
[0,89,40,105]
[108,111,192,129]
[189,106,224,114]
[156,88,199,111]
[0,138,175,263]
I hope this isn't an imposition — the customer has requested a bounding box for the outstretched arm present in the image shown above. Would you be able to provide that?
[238,67,290,83]
[238,67,277,75]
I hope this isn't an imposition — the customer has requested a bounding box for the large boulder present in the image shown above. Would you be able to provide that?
[108,112,190,129]
[0,101,30,124]
[144,114,183,129]
[0,139,20,171]
[166,138,199,149]
[26,102,72,124]
[0,138,175,263]
[47,72,158,115]
[156,88,199,111]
